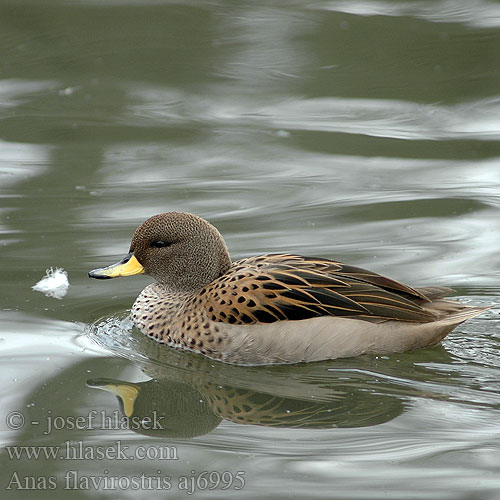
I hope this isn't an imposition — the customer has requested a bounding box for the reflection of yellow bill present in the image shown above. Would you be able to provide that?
[89,381,140,417]
[89,253,144,279]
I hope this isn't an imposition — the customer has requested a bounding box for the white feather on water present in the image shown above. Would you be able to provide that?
[32,268,69,299]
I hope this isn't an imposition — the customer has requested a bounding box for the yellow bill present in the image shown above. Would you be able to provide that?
[88,252,144,279]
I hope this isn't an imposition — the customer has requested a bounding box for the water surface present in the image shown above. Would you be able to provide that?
[1,1,500,499]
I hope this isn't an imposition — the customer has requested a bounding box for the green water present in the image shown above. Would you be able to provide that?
[1,1,500,499]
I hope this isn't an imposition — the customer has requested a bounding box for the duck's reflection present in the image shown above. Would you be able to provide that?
[88,378,222,438]
[87,327,404,438]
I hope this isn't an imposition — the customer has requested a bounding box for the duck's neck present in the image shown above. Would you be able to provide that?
[156,253,233,294]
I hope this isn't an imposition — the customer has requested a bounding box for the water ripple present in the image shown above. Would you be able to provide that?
[122,83,500,141]
[314,0,500,29]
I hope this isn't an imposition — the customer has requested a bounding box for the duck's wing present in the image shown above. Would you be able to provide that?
[200,254,437,325]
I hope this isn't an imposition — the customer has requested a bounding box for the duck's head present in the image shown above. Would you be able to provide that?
[89,212,232,293]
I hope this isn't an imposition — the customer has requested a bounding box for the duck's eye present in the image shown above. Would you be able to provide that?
[151,240,170,248]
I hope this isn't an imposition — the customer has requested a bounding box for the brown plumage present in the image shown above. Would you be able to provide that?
[89,212,488,365]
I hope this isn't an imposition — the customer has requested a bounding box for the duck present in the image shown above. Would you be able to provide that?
[89,212,488,365]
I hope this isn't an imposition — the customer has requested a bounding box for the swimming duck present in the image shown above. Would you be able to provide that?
[89,212,487,365]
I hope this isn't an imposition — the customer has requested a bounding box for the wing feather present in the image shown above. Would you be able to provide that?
[200,254,436,324]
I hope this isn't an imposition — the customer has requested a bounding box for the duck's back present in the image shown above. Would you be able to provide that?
[199,253,439,325]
